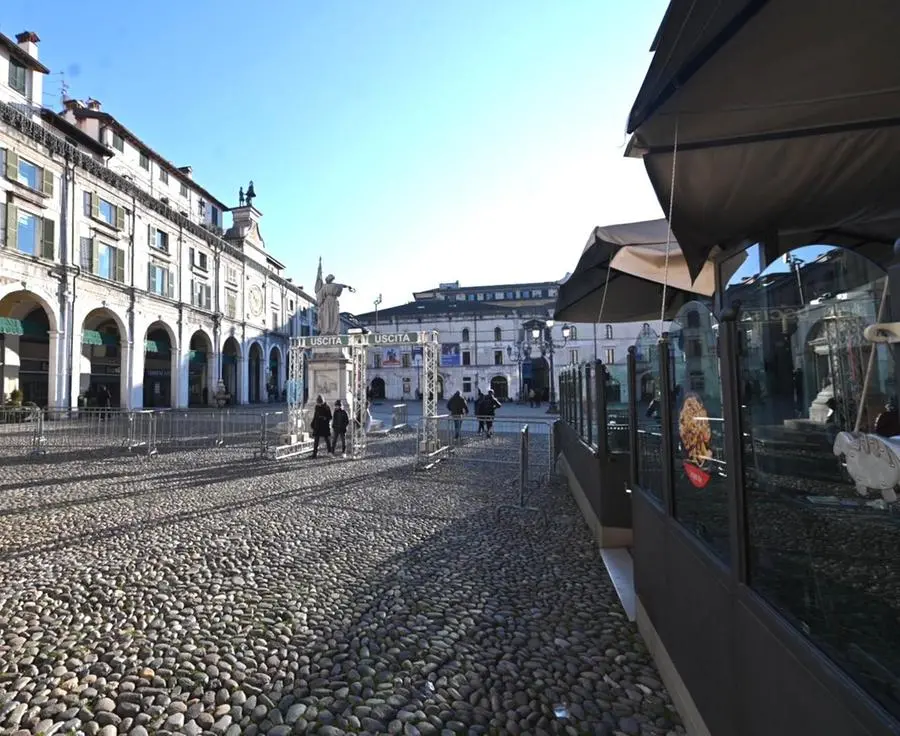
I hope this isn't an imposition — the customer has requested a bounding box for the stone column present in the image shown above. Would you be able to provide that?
[129,341,146,409]
[47,330,62,408]
[240,351,250,405]
[119,342,133,409]
[177,342,190,408]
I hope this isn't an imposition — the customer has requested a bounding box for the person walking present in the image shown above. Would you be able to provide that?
[447,390,468,440]
[481,389,502,438]
[475,389,486,435]
[332,399,349,454]
[311,395,333,458]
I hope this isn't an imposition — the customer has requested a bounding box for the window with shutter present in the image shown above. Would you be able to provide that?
[0,203,5,247]
[83,191,92,217]
[148,263,156,293]
[41,218,55,260]
[189,247,195,267]
[41,168,53,197]
[5,151,19,181]
[115,206,125,230]
[167,270,175,299]
[79,237,93,271]
[8,61,26,95]
[91,192,101,221]
[115,249,125,283]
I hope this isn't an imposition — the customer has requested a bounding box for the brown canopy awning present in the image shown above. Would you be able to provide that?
[627,0,900,278]
[553,219,743,323]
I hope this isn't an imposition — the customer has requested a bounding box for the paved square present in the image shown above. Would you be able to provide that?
[0,436,683,736]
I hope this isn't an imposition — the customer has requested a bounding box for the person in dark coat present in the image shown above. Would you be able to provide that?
[475,389,486,434]
[447,390,468,440]
[332,399,350,454]
[311,395,333,457]
[481,389,502,438]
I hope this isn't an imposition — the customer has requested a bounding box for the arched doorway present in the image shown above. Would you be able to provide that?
[81,308,124,408]
[222,337,241,405]
[370,376,386,399]
[268,345,281,402]
[0,291,54,407]
[248,342,263,403]
[490,375,509,400]
[143,323,175,408]
[527,356,549,402]
[188,331,212,406]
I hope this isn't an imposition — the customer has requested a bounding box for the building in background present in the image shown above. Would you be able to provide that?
[0,30,316,409]
[353,280,653,402]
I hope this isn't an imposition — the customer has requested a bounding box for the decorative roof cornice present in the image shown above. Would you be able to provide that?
[0,99,312,304]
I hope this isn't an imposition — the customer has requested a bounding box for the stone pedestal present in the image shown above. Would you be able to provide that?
[809,383,835,423]
[300,348,356,435]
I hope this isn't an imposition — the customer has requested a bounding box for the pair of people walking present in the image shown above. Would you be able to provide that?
[311,395,350,457]
[447,389,501,439]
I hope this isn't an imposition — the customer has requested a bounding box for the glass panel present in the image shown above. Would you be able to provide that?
[98,199,115,225]
[732,244,900,719]
[16,212,38,256]
[98,244,113,280]
[18,159,39,190]
[605,362,629,453]
[634,326,663,497]
[669,301,729,561]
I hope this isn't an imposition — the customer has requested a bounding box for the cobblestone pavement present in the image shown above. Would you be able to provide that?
[0,435,684,736]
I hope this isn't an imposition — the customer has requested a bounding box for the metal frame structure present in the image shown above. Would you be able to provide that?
[287,331,441,461]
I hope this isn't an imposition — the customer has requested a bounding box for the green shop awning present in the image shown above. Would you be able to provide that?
[82,330,118,346]
[0,317,49,337]
[144,340,171,354]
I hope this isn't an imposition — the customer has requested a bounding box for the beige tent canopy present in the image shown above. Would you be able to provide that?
[553,219,742,323]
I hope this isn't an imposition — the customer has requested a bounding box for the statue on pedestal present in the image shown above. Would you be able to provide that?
[315,257,355,336]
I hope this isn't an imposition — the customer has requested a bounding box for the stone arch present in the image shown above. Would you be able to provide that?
[0,289,59,407]
[370,376,386,399]
[248,340,264,403]
[80,306,128,408]
[188,329,214,406]
[490,375,509,400]
[221,335,242,404]
[268,343,283,401]
[0,287,60,332]
[143,320,177,408]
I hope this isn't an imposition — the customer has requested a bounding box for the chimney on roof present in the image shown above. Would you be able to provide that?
[62,98,84,112]
[86,98,102,111]
[15,31,40,60]
[178,166,193,179]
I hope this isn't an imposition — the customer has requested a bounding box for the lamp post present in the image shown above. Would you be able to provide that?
[506,341,529,402]
[531,320,571,414]
[373,294,383,333]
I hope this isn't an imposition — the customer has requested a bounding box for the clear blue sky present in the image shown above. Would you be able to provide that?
[3,0,668,314]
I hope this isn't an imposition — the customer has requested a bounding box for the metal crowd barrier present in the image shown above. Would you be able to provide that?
[391,403,409,431]
[496,424,547,522]
[6,406,274,460]
[419,414,555,485]
[255,410,314,460]
[154,409,259,449]
[416,413,454,470]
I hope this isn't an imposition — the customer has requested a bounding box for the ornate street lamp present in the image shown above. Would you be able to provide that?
[530,320,571,414]
[506,341,530,402]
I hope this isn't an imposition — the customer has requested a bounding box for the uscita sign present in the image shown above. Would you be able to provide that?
[295,332,423,348]
[369,332,419,345]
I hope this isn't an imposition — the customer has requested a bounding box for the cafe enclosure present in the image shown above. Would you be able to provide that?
[553,1,900,735]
